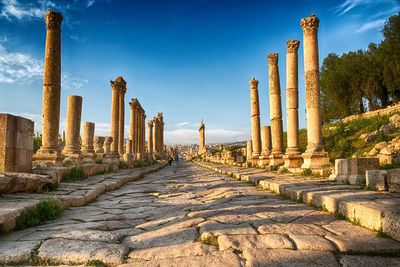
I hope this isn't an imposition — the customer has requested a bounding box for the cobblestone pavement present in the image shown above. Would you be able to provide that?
[1,161,400,266]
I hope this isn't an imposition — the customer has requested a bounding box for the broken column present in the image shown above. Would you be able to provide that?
[0,114,34,172]
[199,121,206,154]
[94,136,105,160]
[62,95,82,158]
[249,77,261,159]
[34,10,64,164]
[142,112,146,155]
[81,122,95,159]
[267,53,284,166]
[124,139,133,166]
[300,14,331,170]
[246,140,253,163]
[118,79,127,156]
[103,136,113,155]
[261,126,272,158]
[283,40,302,169]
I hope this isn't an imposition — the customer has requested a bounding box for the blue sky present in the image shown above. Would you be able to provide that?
[0,0,398,144]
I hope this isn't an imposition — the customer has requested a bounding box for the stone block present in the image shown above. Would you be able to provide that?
[331,158,379,184]
[0,114,34,172]
[366,170,388,191]
[387,168,400,192]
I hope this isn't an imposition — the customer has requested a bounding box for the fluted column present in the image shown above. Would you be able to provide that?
[268,53,284,166]
[300,14,330,169]
[284,40,303,169]
[35,10,64,163]
[118,82,127,155]
[249,77,261,158]
[62,95,82,157]
[261,126,272,157]
[148,120,153,157]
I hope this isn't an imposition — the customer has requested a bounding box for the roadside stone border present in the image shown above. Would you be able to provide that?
[194,160,400,242]
[0,162,167,233]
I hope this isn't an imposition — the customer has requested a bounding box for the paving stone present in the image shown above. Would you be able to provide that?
[291,211,337,225]
[123,227,198,249]
[340,255,400,267]
[127,242,217,261]
[0,241,40,264]
[258,223,329,236]
[200,221,257,238]
[38,238,128,265]
[243,248,339,267]
[218,234,294,251]
[51,229,119,243]
[325,234,400,252]
[289,234,336,251]
[322,220,376,236]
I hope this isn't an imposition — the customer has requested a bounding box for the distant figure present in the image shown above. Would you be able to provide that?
[175,156,179,164]
[168,157,173,166]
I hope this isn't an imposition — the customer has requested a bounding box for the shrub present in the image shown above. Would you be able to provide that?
[134,160,143,168]
[33,137,42,154]
[62,166,87,182]
[301,168,313,176]
[118,161,129,169]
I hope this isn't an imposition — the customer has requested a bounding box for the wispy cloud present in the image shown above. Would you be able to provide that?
[0,0,55,20]
[335,0,373,16]
[175,121,190,127]
[87,0,95,8]
[355,18,386,33]
[61,73,88,91]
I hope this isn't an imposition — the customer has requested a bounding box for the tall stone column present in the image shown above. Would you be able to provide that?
[135,106,140,154]
[153,116,159,154]
[34,10,64,164]
[81,122,95,159]
[300,14,330,169]
[62,95,82,158]
[118,81,127,156]
[249,77,261,158]
[107,78,121,162]
[199,121,206,154]
[284,40,303,169]
[148,120,153,157]
[246,140,253,163]
[158,113,164,153]
[261,126,272,157]
[142,113,146,154]
[129,100,136,154]
[138,110,143,156]
[268,53,284,166]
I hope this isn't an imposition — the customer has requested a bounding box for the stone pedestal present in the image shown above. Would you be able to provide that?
[34,10,64,165]
[267,53,284,166]
[62,95,82,158]
[81,122,95,160]
[249,77,261,157]
[300,14,331,170]
[94,136,105,160]
[0,114,34,172]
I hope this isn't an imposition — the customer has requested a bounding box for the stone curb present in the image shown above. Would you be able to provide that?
[0,162,167,233]
[194,161,400,242]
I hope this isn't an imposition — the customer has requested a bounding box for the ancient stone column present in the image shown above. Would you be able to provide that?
[81,122,95,158]
[300,14,330,169]
[62,95,82,157]
[129,100,136,154]
[103,136,113,154]
[62,130,65,142]
[94,136,105,154]
[148,120,153,157]
[284,40,302,169]
[142,113,146,154]
[199,121,206,154]
[158,113,164,153]
[153,116,159,154]
[246,140,253,162]
[34,10,64,163]
[110,78,121,156]
[135,105,140,154]
[249,77,261,158]
[118,81,127,155]
[268,53,284,166]
[261,126,272,157]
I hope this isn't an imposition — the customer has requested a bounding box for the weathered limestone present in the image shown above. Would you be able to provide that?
[62,130,65,142]
[268,53,284,166]
[199,121,206,154]
[34,10,64,164]
[118,79,127,156]
[81,122,95,159]
[246,140,253,162]
[103,137,113,154]
[106,77,123,163]
[62,95,82,158]
[148,120,153,158]
[387,169,400,192]
[249,77,261,158]
[123,140,133,166]
[330,158,379,184]
[366,170,388,191]
[283,40,302,169]
[261,126,272,157]
[300,14,330,170]
[0,114,34,172]
[94,136,105,160]
[158,113,164,153]
[153,116,159,154]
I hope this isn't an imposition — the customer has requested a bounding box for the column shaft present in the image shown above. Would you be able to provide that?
[110,82,120,155]
[249,78,261,157]
[118,89,126,155]
[63,95,82,155]
[261,126,272,156]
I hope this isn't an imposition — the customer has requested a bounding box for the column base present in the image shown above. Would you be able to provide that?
[251,155,260,166]
[103,153,119,164]
[34,148,64,165]
[123,153,134,167]
[257,158,270,168]
[81,152,96,163]
[269,153,284,166]
[95,152,104,161]
[301,150,332,170]
[283,153,303,169]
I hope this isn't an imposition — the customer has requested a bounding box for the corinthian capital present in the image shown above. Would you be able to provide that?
[267,53,278,65]
[249,77,259,89]
[286,40,300,53]
[45,10,63,30]
[301,14,319,34]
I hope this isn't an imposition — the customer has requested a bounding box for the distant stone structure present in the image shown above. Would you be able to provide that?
[129,98,146,159]
[34,10,64,164]
[62,95,82,158]
[249,77,261,159]
[300,14,330,170]
[199,121,206,154]
[283,40,302,169]
[148,120,154,158]
[0,114,34,172]
[268,53,284,166]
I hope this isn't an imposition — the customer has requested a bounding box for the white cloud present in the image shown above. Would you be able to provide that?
[335,0,373,16]
[87,0,95,7]
[175,121,190,127]
[355,18,386,33]
[61,72,88,91]
[0,0,55,20]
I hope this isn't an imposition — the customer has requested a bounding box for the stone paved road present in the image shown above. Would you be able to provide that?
[1,161,400,266]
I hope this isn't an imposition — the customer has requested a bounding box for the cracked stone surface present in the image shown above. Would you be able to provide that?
[1,161,400,266]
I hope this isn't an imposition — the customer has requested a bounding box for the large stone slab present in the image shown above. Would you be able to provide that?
[38,238,128,265]
[243,248,338,267]
[322,220,376,236]
[325,234,400,253]
[0,240,39,264]
[340,255,400,267]
[258,223,328,236]
[200,221,257,238]
[289,234,336,251]
[218,234,294,251]
[51,229,119,243]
